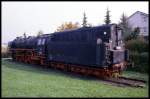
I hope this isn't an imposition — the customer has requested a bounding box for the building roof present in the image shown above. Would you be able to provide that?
[127,11,148,20]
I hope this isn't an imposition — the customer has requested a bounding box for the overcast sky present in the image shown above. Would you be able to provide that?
[2,1,148,44]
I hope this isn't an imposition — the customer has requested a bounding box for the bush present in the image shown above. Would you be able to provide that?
[125,38,149,53]
[127,52,149,73]
[125,37,149,73]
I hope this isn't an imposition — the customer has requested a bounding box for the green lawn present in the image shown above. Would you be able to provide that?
[2,58,149,97]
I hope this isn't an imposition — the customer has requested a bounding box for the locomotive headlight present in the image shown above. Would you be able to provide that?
[104,32,107,35]
[116,46,122,50]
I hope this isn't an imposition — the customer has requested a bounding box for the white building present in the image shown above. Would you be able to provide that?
[127,11,149,36]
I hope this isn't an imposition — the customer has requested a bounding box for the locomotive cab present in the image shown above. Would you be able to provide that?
[37,37,46,55]
[107,24,129,71]
[36,34,51,57]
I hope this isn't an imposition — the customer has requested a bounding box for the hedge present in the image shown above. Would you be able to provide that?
[125,38,149,53]
[127,51,149,73]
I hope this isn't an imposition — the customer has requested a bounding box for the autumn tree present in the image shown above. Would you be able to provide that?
[56,22,80,32]
[104,8,111,25]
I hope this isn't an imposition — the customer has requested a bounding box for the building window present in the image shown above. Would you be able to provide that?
[143,27,147,33]
[143,16,147,22]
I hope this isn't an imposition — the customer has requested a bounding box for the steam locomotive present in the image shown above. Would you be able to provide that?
[8,24,129,78]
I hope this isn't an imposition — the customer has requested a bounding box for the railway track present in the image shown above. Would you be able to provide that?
[104,76,147,88]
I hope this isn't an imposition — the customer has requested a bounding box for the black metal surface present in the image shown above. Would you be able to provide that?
[46,25,112,67]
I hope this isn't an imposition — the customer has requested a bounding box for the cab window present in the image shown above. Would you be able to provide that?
[38,39,41,45]
[42,39,45,45]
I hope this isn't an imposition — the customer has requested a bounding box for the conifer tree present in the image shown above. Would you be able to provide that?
[82,12,88,27]
[104,8,111,25]
[119,13,132,41]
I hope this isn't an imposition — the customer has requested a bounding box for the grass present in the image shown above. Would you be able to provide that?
[2,58,149,97]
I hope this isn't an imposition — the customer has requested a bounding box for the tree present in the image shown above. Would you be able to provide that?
[104,8,111,25]
[118,13,132,41]
[56,22,80,32]
[23,32,27,38]
[37,30,43,36]
[125,27,140,41]
[131,27,140,39]
[82,12,88,27]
